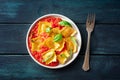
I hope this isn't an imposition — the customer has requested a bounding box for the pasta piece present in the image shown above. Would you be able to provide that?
[45,37,54,48]
[45,37,60,49]
[57,50,70,64]
[65,37,77,53]
[56,40,65,51]
[42,49,57,64]
[38,21,51,34]
[31,37,41,51]
[52,27,61,34]
[61,27,76,37]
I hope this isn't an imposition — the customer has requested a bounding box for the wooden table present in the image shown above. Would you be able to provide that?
[0,0,120,80]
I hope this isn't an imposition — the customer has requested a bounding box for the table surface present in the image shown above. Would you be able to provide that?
[0,0,120,80]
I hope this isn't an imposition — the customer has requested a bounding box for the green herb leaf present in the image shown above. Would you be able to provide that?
[71,36,77,45]
[46,27,51,33]
[59,20,71,27]
[69,49,73,56]
[54,34,62,42]
[60,54,67,58]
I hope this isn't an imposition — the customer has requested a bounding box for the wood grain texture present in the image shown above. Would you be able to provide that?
[0,24,29,54]
[0,24,120,55]
[0,0,119,23]
[0,0,120,80]
[0,55,120,80]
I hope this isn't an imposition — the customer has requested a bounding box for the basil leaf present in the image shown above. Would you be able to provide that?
[59,20,71,26]
[54,34,62,42]
[46,27,51,33]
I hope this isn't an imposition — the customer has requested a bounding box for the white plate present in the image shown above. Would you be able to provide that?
[26,14,82,69]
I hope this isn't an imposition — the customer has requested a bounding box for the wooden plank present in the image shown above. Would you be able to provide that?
[0,24,120,54]
[0,55,120,80]
[0,24,29,54]
[0,0,120,23]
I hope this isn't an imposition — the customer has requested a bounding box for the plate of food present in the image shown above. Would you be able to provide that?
[26,14,82,69]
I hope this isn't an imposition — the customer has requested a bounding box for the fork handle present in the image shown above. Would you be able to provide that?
[82,32,91,71]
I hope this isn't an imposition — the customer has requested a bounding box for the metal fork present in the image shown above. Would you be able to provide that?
[82,13,95,71]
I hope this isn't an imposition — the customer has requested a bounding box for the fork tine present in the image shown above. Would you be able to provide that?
[90,13,95,24]
[90,13,92,23]
[86,13,90,24]
[93,13,95,24]
[91,13,95,23]
[86,13,96,27]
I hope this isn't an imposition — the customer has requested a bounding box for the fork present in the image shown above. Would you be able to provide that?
[82,13,95,71]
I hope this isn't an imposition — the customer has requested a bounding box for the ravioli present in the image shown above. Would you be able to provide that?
[42,49,57,64]
[57,50,70,64]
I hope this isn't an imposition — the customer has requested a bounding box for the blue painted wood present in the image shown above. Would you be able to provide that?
[0,24,120,55]
[0,55,120,80]
[0,0,119,23]
[0,24,29,54]
[0,0,120,80]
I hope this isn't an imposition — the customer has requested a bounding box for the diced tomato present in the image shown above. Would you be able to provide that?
[55,51,60,55]
[40,46,49,53]
[46,19,51,22]
[50,17,56,22]
[40,16,56,22]
[40,37,45,42]
[58,25,64,30]
[52,18,62,28]
[31,24,39,38]
[54,17,62,23]
[40,61,46,65]
[34,54,40,60]
[32,33,38,38]
[31,25,38,33]
[40,17,62,30]
[32,51,42,59]
[32,46,49,58]
[40,32,49,41]
[33,52,43,64]
[40,32,49,38]
[28,36,32,50]
[52,23,58,28]
[37,54,45,64]
[32,51,37,56]
[48,60,59,66]
[32,50,46,64]
[52,23,64,29]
